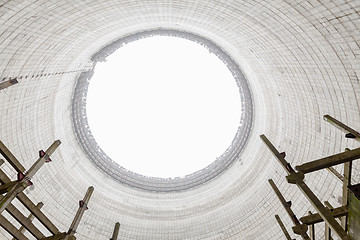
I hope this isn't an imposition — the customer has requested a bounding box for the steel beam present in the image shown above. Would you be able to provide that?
[65,186,94,239]
[300,206,348,225]
[275,215,294,240]
[261,134,351,240]
[324,115,360,142]
[6,202,45,239]
[307,212,315,240]
[0,78,18,90]
[110,222,120,240]
[0,169,60,235]
[295,147,360,174]
[269,179,310,239]
[0,215,28,240]
[0,140,26,173]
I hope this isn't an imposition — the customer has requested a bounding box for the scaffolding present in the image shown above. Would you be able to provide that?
[262,115,360,240]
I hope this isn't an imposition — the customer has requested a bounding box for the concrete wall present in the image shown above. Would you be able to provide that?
[0,1,359,239]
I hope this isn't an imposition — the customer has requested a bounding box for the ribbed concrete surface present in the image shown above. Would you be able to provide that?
[0,1,359,239]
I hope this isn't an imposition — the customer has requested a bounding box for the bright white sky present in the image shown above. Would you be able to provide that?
[87,36,241,178]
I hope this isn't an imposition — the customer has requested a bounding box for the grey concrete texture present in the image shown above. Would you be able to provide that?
[0,0,360,239]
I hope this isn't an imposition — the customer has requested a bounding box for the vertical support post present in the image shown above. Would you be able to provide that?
[261,134,351,240]
[65,186,94,239]
[324,201,334,240]
[0,78,18,90]
[12,202,43,240]
[269,179,310,239]
[275,215,293,240]
[342,156,352,231]
[0,140,61,213]
[308,211,315,240]
[110,222,120,240]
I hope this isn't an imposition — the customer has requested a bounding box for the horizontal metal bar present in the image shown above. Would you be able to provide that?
[0,168,60,235]
[300,206,348,225]
[296,148,360,174]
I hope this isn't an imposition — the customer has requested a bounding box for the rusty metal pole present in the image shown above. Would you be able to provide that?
[275,215,294,240]
[0,78,18,90]
[0,140,61,213]
[269,179,310,239]
[110,222,120,240]
[65,186,94,240]
[307,212,315,240]
[323,115,360,142]
[261,134,351,240]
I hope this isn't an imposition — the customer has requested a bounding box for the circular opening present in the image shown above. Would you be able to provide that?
[86,36,241,178]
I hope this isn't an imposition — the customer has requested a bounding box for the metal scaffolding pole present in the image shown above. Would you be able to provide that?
[10,202,44,240]
[261,134,351,240]
[110,222,120,240]
[0,140,26,173]
[0,168,60,235]
[300,206,348,225]
[275,215,294,240]
[0,140,61,213]
[65,186,94,239]
[342,159,352,231]
[295,148,360,174]
[0,78,18,90]
[323,115,360,142]
[269,179,310,239]
[0,215,27,240]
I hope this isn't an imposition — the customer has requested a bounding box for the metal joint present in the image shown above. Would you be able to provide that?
[286,171,305,184]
